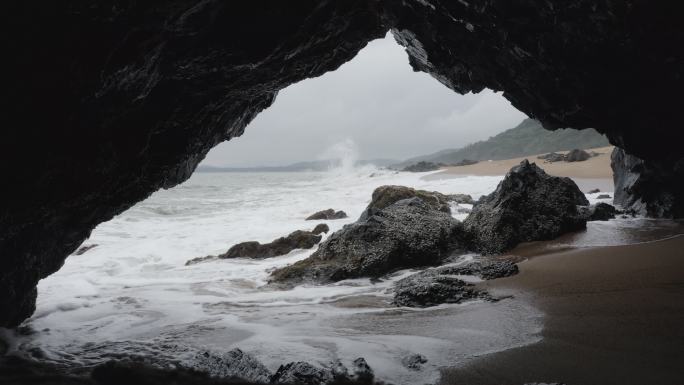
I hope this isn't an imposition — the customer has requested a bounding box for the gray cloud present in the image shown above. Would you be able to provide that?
[202,33,527,167]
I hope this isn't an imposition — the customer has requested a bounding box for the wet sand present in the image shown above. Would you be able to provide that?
[426,146,615,192]
[440,234,684,385]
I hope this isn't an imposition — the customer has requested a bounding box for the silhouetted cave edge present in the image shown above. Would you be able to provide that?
[1,1,682,327]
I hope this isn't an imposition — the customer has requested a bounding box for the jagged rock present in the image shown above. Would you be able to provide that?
[587,188,601,194]
[221,230,322,259]
[564,149,591,162]
[402,161,443,172]
[443,260,519,280]
[596,194,611,199]
[463,160,589,255]
[350,358,374,384]
[186,229,322,265]
[271,362,333,385]
[306,209,348,220]
[311,224,330,235]
[74,244,98,256]
[393,268,488,308]
[581,203,618,221]
[359,185,451,220]
[611,148,684,218]
[191,349,271,383]
[270,198,461,287]
[393,260,518,308]
[446,194,474,205]
[401,354,427,371]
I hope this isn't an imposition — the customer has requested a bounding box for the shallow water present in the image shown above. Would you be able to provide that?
[5,166,681,384]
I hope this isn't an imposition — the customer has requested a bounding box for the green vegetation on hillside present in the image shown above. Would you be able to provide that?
[398,119,609,167]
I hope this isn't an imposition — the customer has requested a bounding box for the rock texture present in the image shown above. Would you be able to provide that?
[564,149,592,162]
[192,349,271,383]
[611,148,684,218]
[359,185,451,220]
[306,209,348,221]
[186,228,324,265]
[3,1,684,326]
[270,197,461,287]
[464,160,589,255]
[393,260,518,307]
[581,203,618,221]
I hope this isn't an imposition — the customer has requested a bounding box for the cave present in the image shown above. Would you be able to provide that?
[2,1,684,384]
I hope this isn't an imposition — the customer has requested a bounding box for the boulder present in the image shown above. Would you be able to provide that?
[402,161,443,172]
[271,362,333,385]
[537,152,565,163]
[311,223,330,235]
[401,354,428,371]
[221,230,322,259]
[581,202,618,221]
[587,188,601,194]
[463,160,589,255]
[393,268,488,308]
[596,194,611,199]
[186,229,323,265]
[191,349,271,383]
[306,209,348,220]
[564,148,591,162]
[393,260,517,307]
[359,185,451,220]
[442,260,519,280]
[271,358,374,385]
[270,198,462,287]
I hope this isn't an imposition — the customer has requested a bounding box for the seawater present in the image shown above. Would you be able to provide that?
[8,166,672,384]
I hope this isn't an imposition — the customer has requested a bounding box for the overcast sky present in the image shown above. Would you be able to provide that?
[202,33,527,167]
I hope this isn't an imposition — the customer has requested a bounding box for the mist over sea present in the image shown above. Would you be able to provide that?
[6,163,679,383]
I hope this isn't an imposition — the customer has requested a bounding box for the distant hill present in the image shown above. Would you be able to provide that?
[395,119,609,168]
[197,158,398,172]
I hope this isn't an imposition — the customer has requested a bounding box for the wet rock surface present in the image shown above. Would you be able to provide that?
[192,349,271,383]
[581,203,618,222]
[464,160,589,255]
[3,0,684,327]
[306,209,348,221]
[393,260,518,307]
[186,228,324,265]
[401,354,427,371]
[611,148,684,218]
[74,244,98,256]
[359,185,451,220]
[270,197,461,286]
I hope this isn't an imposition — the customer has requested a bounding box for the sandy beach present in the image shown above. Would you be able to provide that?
[440,234,684,385]
[426,146,615,192]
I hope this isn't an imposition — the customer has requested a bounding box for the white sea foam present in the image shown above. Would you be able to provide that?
[17,166,676,383]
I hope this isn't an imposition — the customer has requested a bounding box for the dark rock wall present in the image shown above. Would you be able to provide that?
[612,148,684,218]
[385,0,684,163]
[1,1,386,327]
[2,1,683,326]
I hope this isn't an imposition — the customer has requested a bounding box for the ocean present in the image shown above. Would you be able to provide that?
[6,166,680,384]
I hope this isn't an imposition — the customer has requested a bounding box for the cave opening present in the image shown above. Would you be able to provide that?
[3,2,684,383]
[10,33,540,384]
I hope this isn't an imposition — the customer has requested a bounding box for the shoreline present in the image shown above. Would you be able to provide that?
[424,146,615,192]
[440,234,684,385]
